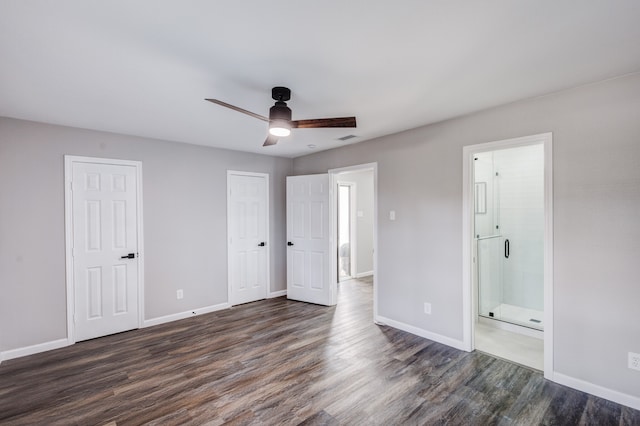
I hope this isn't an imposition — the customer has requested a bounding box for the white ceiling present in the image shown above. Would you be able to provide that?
[1,1,639,158]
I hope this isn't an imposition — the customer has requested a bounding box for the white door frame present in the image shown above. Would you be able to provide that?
[336,181,357,280]
[226,170,270,304]
[461,133,553,380]
[64,155,145,344]
[328,163,378,318]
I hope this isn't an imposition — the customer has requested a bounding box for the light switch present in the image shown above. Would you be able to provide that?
[357,210,364,218]
[389,210,396,221]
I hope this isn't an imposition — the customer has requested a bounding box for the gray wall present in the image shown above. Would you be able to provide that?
[293,73,640,398]
[0,118,291,351]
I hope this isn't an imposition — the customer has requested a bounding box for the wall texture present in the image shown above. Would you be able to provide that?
[293,73,640,400]
[0,118,291,352]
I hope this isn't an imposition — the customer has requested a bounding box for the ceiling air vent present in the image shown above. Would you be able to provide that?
[337,134,357,141]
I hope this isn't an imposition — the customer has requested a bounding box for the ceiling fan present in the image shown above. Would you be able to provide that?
[206,87,357,146]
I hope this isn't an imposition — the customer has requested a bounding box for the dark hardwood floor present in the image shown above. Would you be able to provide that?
[1,277,638,425]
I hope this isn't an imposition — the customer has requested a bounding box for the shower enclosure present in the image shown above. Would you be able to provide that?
[474,145,544,331]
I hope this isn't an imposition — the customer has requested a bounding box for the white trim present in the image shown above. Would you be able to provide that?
[64,160,75,344]
[64,155,145,345]
[143,303,230,328]
[1,338,72,361]
[328,163,378,320]
[462,146,473,352]
[136,163,146,328]
[375,315,467,351]
[355,271,374,278]
[226,170,270,306]
[268,290,287,298]
[461,133,554,380]
[543,135,554,380]
[553,373,640,411]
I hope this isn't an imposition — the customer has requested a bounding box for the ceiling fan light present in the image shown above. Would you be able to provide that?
[269,119,291,137]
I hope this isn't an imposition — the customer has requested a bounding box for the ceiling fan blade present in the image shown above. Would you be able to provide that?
[291,117,356,129]
[263,135,278,146]
[205,99,269,122]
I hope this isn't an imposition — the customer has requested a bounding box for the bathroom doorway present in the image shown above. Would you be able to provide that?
[462,133,553,378]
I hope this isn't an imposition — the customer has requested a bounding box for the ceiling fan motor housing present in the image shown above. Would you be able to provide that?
[269,101,292,121]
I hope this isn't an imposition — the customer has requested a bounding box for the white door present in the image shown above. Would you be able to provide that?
[287,174,333,305]
[228,172,269,305]
[71,161,140,341]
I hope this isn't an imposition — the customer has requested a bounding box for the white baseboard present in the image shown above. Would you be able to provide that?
[375,315,467,351]
[268,290,287,298]
[1,338,72,362]
[1,304,231,362]
[355,271,373,278]
[143,302,230,328]
[553,372,640,411]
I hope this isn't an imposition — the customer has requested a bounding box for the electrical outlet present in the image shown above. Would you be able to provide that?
[177,289,184,300]
[424,302,431,315]
[629,352,640,371]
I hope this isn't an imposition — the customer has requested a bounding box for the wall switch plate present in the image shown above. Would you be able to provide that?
[424,302,431,315]
[177,289,184,300]
[389,210,396,221]
[629,352,640,371]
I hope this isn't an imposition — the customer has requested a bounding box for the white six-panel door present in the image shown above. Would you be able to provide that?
[228,172,269,305]
[71,161,140,341]
[286,174,333,306]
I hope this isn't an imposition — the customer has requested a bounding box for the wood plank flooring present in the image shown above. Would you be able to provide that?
[1,277,638,425]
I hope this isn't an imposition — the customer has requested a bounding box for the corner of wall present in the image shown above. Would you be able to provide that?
[268,290,287,298]
[374,314,468,352]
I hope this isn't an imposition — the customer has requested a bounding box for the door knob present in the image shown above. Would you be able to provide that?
[120,253,136,259]
[258,242,266,247]
[287,242,294,246]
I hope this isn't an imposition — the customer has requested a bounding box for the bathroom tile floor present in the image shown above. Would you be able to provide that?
[488,303,544,330]
[475,320,544,371]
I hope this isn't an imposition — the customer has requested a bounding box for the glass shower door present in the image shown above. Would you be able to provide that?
[477,235,503,320]
[474,146,544,331]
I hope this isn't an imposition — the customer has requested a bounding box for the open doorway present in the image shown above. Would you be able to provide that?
[462,133,553,379]
[329,163,377,317]
[337,182,355,281]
